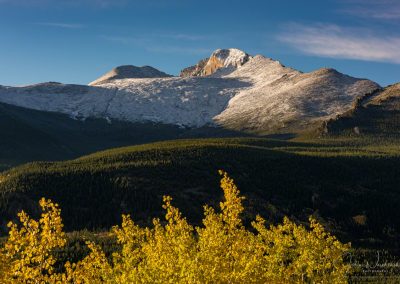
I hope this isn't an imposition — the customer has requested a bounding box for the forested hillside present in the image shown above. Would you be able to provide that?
[1,137,400,250]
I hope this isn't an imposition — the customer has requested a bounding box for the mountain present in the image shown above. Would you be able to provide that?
[179,48,252,77]
[324,83,400,136]
[89,65,172,86]
[0,48,379,135]
[212,59,379,134]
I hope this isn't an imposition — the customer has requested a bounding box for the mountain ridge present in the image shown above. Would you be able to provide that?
[0,48,381,134]
[89,65,172,86]
[323,83,400,136]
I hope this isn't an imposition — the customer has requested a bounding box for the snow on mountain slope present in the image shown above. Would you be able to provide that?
[214,56,380,133]
[0,49,380,134]
[89,65,172,86]
[0,82,116,120]
[95,77,249,126]
[0,78,249,127]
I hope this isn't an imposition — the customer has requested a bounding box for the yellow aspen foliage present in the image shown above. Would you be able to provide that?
[251,216,351,283]
[0,250,12,284]
[195,170,262,283]
[2,198,66,283]
[108,195,198,283]
[0,171,352,283]
[64,241,113,283]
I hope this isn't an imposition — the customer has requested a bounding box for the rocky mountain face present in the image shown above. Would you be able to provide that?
[180,48,252,77]
[324,83,400,136]
[179,57,209,77]
[89,65,172,86]
[366,83,400,108]
[0,48,381,135]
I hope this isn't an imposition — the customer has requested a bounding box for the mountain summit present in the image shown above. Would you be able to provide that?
[89,65,172,86]
[180,48,252,77]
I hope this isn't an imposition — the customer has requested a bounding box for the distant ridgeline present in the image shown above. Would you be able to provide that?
[0,48,380,139]
[322,83,400,137]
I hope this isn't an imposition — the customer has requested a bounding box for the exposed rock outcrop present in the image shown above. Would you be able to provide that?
[180,58,209,77]
[180,48,252,77]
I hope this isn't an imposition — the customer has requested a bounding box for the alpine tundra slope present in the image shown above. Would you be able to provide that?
[0,48,379,134]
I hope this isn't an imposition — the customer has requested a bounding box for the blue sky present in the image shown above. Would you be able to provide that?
[0,0,399,86]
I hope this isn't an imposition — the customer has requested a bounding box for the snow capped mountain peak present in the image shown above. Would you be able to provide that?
[89,65,172,86]
[208,48,251,68]
[180,48,252,77]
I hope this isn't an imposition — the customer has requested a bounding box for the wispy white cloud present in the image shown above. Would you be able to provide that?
[278,23,400,64]
[35,22,84,29]
[339,0,400,21]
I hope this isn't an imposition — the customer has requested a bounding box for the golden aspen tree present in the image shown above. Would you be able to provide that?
[0,171,352,283]
[2,198,66,283]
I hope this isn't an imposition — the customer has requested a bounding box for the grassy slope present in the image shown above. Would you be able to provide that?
[1,137,400,249]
